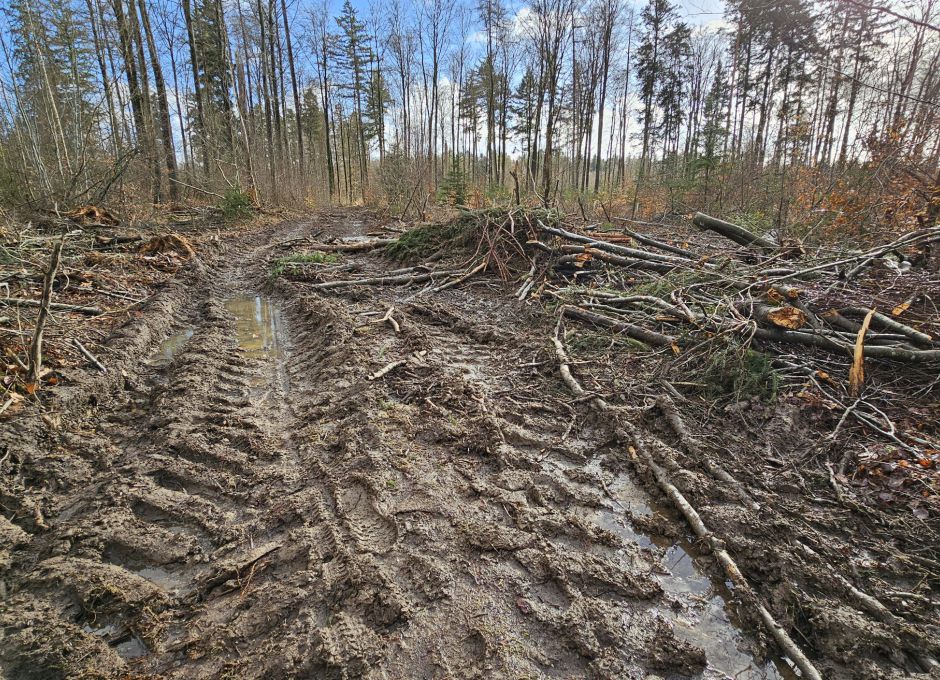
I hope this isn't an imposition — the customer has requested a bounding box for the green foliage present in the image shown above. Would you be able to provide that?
[725,210,774,236]
[568,330,650,354]
[384,220,474,261]
[272,251,338,276]
[627,269,711,297]
[700,340,779,402]
[219,187,253,220]
[438,158,468,206]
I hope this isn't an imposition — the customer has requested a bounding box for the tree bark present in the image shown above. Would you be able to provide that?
[692,212,777,251]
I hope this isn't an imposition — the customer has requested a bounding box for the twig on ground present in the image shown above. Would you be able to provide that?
[368,359,408,381]
[72,338,107,373]
[27,239,64,385]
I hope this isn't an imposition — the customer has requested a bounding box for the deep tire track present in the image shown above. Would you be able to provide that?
[1,212,779,680]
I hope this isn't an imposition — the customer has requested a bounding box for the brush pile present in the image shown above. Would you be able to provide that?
[296,206,940,462]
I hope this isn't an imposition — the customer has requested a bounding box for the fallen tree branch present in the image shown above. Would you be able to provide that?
[309,268,463,290]
[610,219,699,258]
[560,304,676,348]
[0,298,102,315]
[840,306,933,346]
[749,325,940,363]
[428,260,487,294]
[537,220,707,268]
[27,239,64,384]
[380,307,400,333]
[311,239,396,252]
[654,394,757,510]
[693,212,778,252]
[72,338,107,373]
[368,359,408,381]
[555,245,677,273]
[551,319,824,680]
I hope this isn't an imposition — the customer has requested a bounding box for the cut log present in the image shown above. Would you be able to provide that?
[560,305,676,348]
[692,212,777,251]
[537,221,708,268]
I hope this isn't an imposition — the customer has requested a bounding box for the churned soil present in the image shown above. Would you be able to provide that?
[1,209,935,680]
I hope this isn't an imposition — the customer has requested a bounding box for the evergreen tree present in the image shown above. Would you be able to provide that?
[438,156,468,205]
[635,0,679,179]
[364,68,392,147]
[335,0,372,193]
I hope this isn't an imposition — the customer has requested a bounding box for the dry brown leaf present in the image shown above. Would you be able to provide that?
[891,300,912,316]
[848,308,876,397]
[766,306,807,330]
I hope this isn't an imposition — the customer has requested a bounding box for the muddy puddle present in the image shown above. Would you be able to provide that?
[559,459,798,679]
[151,328,194,366]
[225,294,285,359]
[81,623,149,660]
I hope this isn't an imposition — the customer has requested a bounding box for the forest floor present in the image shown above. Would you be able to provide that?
[0,208,937,680]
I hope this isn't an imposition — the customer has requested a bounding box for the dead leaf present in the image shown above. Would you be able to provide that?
[670,342,681,355]
[848,308,876,397]
[766,306,807,330]
[891,299,912,316]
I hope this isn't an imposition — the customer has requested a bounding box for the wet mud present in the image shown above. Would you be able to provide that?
[0,211,933,680]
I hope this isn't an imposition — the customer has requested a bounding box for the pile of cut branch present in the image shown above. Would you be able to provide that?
[300,207,940,455]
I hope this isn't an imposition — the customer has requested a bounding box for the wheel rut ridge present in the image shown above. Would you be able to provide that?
[0,228,303,678]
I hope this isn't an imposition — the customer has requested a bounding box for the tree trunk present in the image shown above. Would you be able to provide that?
[137,0,179,202]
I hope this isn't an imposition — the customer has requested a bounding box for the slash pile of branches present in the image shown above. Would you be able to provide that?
[296,207,940,456]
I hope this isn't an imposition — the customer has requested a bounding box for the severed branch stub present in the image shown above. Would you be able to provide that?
[551,316,824,680]
[380,307,400,333]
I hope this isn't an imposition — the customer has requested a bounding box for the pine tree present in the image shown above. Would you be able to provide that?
[364,69,392,149]
[438,156,468,206]
[635,0,679,180]
[697,58,729,204]
[335,0,372,195]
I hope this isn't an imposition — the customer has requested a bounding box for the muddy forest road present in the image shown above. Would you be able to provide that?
[3,211,828,679]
